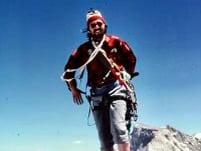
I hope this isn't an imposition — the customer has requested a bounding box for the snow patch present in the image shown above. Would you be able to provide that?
[194,133,201,140]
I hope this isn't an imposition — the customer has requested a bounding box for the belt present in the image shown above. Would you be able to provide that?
[96,78,117,88]
[91,81,119,96]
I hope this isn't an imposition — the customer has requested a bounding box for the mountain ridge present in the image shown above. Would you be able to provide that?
[131,123,201,151]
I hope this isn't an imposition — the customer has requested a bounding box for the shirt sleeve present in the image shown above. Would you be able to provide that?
[120,40,137,76]
[62,46,87,82]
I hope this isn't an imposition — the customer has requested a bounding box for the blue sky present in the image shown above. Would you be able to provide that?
[0,0,201,151]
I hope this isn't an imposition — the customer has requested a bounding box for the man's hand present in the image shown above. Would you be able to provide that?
[67,80,84,105]
[71,87,84,105]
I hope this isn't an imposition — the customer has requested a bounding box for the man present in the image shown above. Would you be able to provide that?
[62,9,137,151]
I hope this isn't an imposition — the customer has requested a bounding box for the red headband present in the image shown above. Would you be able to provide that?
[87,16,106,25]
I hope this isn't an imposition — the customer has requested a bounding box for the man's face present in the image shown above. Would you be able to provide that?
[88,19,106,38]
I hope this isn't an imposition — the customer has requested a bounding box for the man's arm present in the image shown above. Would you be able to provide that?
[62,50,84,105]
[120,40,137,78]
[67,79,83,105]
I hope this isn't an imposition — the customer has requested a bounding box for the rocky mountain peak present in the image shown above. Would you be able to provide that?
[131,123,201,151]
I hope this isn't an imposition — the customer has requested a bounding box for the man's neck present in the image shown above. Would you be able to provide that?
[91,34,106,45]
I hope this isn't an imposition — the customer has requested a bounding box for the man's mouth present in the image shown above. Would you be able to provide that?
[94,29,101,34]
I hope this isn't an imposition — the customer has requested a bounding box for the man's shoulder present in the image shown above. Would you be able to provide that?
[71,41,91,57]
[108,35,122,41]
[77,41,91,50]
[107,35,124,46]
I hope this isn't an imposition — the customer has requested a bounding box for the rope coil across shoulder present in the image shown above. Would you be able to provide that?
[61,35,106,82]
